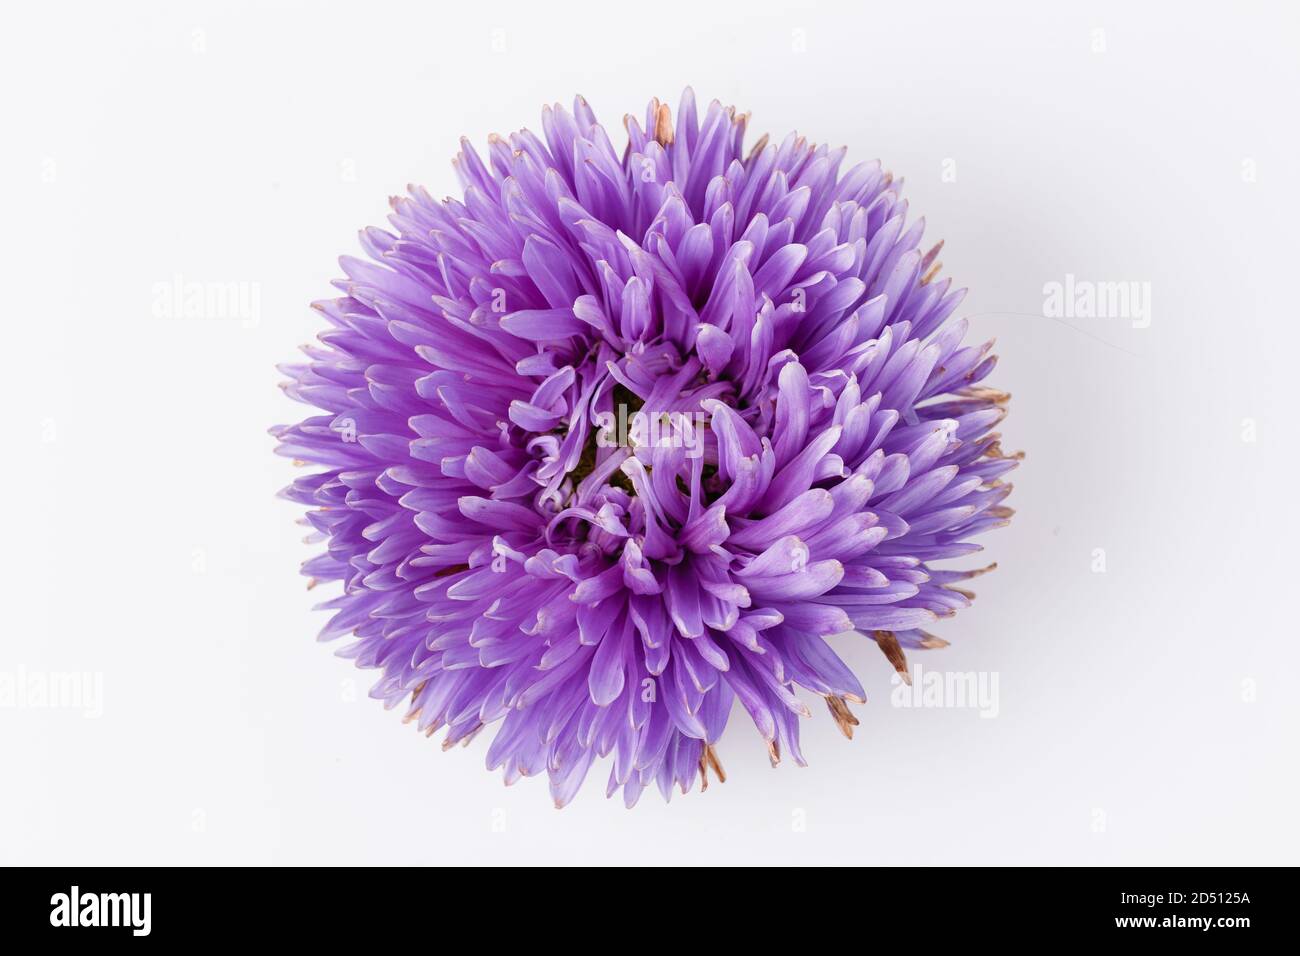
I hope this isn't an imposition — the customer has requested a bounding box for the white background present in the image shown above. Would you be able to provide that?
[3,0,1297,865]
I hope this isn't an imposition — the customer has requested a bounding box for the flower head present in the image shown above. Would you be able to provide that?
[273,90,1017,807]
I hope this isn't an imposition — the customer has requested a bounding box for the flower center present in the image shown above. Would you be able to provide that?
[566,382,642,493]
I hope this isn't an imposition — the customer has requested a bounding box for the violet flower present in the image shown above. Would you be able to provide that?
[273,91,1017,807]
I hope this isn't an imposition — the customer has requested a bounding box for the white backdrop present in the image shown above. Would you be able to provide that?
[3,0,1297,865]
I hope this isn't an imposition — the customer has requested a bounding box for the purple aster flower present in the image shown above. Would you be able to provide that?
[273,90,1018,808]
